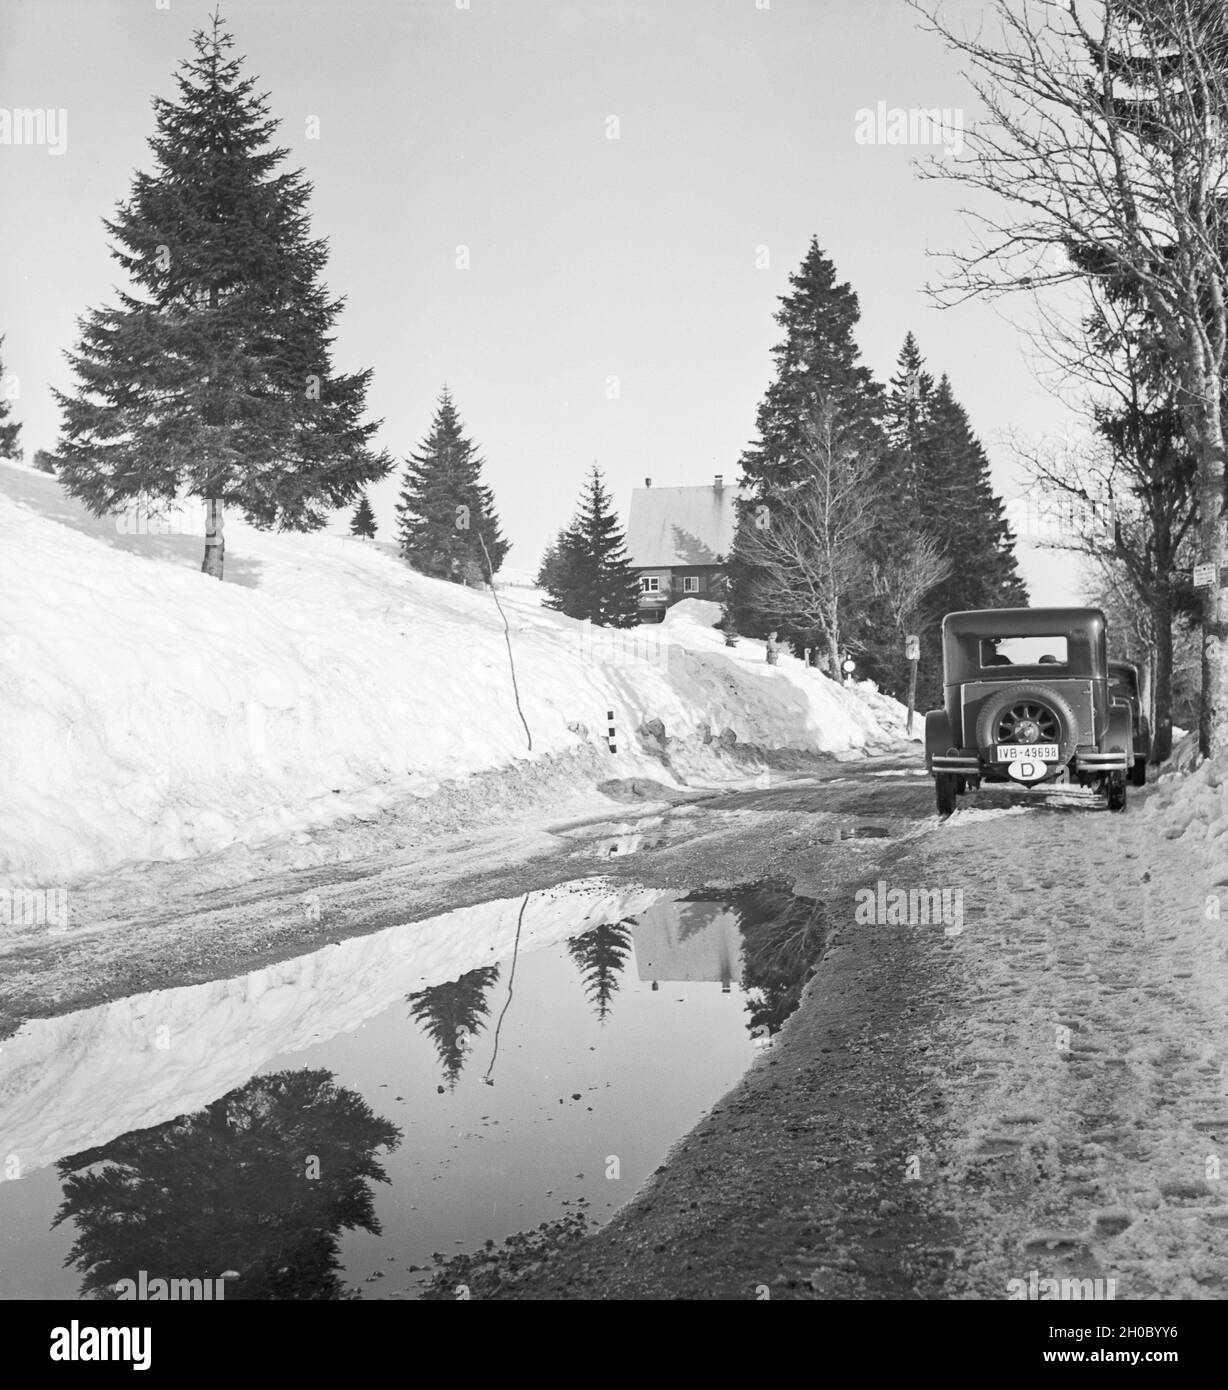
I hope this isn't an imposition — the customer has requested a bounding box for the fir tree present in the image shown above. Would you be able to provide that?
[882,331,934,517]
[737,238,884,490]
[396,388,508,583]
[0,335,21,459]
[53,14,391,580]
[729,238,887,641]
[407,965,500,1090]
[912,375,1028,707]
[349,492,377,538]
[536,527,580,607]
[540,467,639,627]
[856,333,940,695]
[566,921,634,1022]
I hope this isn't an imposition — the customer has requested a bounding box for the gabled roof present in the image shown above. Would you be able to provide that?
[624,484,744,569]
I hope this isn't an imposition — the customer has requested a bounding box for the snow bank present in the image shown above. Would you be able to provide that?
[0,462,910,884]
[1146,733,1228,870]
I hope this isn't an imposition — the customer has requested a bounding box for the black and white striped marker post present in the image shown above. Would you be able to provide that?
[606,709,617,754]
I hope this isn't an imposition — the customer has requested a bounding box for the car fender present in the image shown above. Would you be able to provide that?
[1106,703,1132,754]
[924,709,952,767]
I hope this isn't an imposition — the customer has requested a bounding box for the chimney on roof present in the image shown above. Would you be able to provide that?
[644,477,652,487]
[714,474,724,491]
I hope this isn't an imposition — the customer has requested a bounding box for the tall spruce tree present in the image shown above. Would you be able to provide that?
[350,492,377,538]
[53,15,391,580]
[396,388,508,583]
[911,375,1028,707]
[728,238,887,642]
[883,332,934,517]
[540,467,639,627]
[856,333,941,695]
[0,335,21,459]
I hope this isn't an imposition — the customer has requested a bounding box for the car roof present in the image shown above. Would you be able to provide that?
[943,606,1106,637]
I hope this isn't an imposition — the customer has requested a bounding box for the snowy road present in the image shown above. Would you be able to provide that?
[488,764,1228,1299]
[3,752,1225,1300]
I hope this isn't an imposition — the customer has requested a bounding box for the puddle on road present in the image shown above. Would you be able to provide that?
[0,877,824,1300]
[587,832,670,859]
[839,825,893,839]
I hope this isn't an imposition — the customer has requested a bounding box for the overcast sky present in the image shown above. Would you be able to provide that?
[1,0,1086,602]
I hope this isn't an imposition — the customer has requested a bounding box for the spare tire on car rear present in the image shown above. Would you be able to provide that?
[973,682,1080,764]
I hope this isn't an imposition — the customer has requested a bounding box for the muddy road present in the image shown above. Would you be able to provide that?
[2,752,1224,1301]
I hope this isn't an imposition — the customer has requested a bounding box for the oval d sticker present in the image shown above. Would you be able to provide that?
[1008,758,1046,782]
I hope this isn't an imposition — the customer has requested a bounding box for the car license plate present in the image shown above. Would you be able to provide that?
[997,743,1058,762]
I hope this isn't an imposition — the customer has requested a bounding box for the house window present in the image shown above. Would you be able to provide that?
[640,576,660,594]
[682,576,700,593]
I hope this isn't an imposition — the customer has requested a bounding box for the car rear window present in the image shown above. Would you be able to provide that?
[979,635,1069,667]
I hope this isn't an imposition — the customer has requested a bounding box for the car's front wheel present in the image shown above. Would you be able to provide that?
[1131,756,1147,788]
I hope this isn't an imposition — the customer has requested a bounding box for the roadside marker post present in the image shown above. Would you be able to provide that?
[904,633,921,734]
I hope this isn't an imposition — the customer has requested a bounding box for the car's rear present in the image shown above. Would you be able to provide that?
[926,608,1131,814]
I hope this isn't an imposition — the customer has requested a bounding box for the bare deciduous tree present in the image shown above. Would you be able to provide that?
[871,534,955,728]
[1011,277,1199,759]
[912,0,1228,754]
[735,402,880,680]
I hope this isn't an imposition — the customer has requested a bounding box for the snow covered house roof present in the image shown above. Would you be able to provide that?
[625,479,744,569]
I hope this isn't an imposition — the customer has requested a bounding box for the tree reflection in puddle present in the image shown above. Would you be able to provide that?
[401,879,827,1088]
[53,1069,400,1300]
[39,878,828,1300]
[407,966,501,1091]
[566,921,635,1022]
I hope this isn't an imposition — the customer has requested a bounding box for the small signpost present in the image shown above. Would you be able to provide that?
[1193,561,1217,589]
[904,634,920,733]
[841,657,856,687]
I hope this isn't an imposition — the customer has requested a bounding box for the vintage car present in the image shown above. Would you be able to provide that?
[924,607,1132,816]
[1108,659,1151,788]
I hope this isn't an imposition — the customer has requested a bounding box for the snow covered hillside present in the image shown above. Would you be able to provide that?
[0,460,911,885]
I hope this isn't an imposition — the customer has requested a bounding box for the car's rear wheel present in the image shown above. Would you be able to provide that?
[936,772,959,816]
[1131,756,1147,788]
